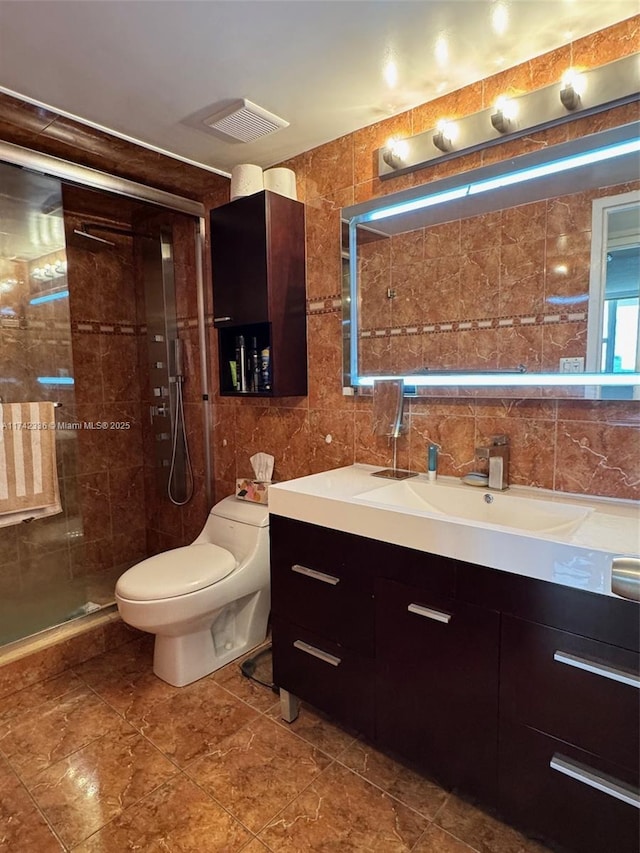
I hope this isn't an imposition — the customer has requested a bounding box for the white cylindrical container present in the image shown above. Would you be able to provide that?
[263,167,297,200]
[230,164,264,200]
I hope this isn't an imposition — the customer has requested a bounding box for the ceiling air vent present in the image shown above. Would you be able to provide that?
[203,99,289,143]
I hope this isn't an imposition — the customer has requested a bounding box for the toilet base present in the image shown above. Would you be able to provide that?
[152,588,270,687]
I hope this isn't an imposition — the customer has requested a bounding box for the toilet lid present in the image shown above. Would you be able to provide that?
[116,543,237,601]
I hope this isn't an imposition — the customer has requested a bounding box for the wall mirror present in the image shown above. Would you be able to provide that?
[342,121,640,400]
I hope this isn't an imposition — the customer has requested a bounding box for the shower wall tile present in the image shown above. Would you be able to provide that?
[74,405,110,476]
[70,538,114,577]
[111,528,147,570]
[100,335,141,403]
[109,467,146,535]
[77,473,112,544]
[181,488,210,544]
[108,402,144,471]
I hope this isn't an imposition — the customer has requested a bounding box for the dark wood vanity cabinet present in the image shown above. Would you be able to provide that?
[270,514,640,853]
[499,615,640,853]
[210,190,307,397]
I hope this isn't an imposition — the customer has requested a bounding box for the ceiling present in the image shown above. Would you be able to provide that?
[0,1,636,176]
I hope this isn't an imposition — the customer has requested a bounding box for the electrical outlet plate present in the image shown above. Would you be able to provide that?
[559,357,585,373]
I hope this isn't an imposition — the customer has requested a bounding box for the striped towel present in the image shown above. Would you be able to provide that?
[0,401,62,527]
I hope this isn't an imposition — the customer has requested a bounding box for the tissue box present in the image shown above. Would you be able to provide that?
[235,479,270,504]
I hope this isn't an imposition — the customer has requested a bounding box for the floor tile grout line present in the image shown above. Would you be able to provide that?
[64,770,187,851]
[13,671,190,850]
[181,761,272,846]
[245,756,340,842]
[331,751,449,824]
[2,755,71,852]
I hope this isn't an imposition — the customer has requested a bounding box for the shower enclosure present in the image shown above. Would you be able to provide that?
[0,156,209,648]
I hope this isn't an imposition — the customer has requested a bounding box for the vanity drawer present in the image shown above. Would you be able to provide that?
[270,515,374,654]
[272,616,374,738]
[501,616,640,771]
[499,720,640,853]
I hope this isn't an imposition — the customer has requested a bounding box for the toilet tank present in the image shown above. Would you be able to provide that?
[194,496,269,565]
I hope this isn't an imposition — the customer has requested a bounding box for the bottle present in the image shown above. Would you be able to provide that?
[428,443,438,481]
[249,337,260,393]
[235,335,247,392]
[260,346,271,392]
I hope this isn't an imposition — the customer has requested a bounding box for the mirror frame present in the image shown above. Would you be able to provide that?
[342,121,640,399]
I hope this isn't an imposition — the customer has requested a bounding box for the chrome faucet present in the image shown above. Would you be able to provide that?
[475,435,510,490]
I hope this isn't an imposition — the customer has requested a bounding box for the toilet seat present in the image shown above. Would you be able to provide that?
[116,543,237,602]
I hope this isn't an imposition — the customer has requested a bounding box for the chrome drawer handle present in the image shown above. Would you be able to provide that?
[293,640,341,667]
[554,651,640,689]
[213,316,232,323]
[550,754,640,809]
[291,564,340,586]
[408,603,452,624]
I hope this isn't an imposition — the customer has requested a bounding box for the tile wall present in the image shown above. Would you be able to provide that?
[209,16,640,502]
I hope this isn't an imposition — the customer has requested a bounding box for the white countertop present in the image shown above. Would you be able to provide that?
[269,465,640,598]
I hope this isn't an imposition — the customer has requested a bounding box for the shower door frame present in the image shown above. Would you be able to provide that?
[0,139,213,507]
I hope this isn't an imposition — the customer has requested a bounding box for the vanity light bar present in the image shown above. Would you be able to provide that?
[356,373,640,388]
[378,53,640,178]
[363,137,640,224]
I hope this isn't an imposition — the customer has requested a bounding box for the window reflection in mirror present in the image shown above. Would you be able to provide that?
[586,191,639,399]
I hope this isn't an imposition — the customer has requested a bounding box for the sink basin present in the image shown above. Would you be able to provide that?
[354,479,592,536]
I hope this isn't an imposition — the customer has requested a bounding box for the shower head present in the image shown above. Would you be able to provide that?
[73,228,115,247]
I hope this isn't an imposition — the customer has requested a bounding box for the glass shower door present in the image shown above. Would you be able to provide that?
[0,161,85,646]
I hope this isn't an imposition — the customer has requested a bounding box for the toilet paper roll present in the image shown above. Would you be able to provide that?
[263,167,297,200]
[230,164,264,200]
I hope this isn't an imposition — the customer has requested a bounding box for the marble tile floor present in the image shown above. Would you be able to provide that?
[0,635,554,852]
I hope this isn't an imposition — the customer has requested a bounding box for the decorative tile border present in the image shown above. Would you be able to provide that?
[306,295,343,315]
[360,311,588,338]
[69,321,140,335]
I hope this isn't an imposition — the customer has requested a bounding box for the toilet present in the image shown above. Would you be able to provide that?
[115,496,270,687]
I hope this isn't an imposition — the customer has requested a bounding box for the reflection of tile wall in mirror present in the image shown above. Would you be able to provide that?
[357,178,640,378]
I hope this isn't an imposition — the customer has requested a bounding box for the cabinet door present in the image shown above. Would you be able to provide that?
[210,193,268,325]
[376,578,500,801]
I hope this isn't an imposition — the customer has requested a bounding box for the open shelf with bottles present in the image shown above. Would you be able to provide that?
[218,322,272,396]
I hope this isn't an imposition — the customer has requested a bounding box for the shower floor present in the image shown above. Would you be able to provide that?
[0,565,127,647]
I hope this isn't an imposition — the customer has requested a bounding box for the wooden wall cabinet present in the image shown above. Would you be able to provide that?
[270,514,640,853]
[210,190,307,397]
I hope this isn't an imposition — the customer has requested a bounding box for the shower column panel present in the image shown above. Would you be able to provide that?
[142,230,185,494]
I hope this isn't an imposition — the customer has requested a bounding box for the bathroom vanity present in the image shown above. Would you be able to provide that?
[269,466,640,853]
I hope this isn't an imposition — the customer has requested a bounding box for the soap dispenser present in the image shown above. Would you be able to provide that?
[428,444,439,481]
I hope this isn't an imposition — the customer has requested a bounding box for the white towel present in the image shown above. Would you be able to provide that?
[0,401,62,527]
